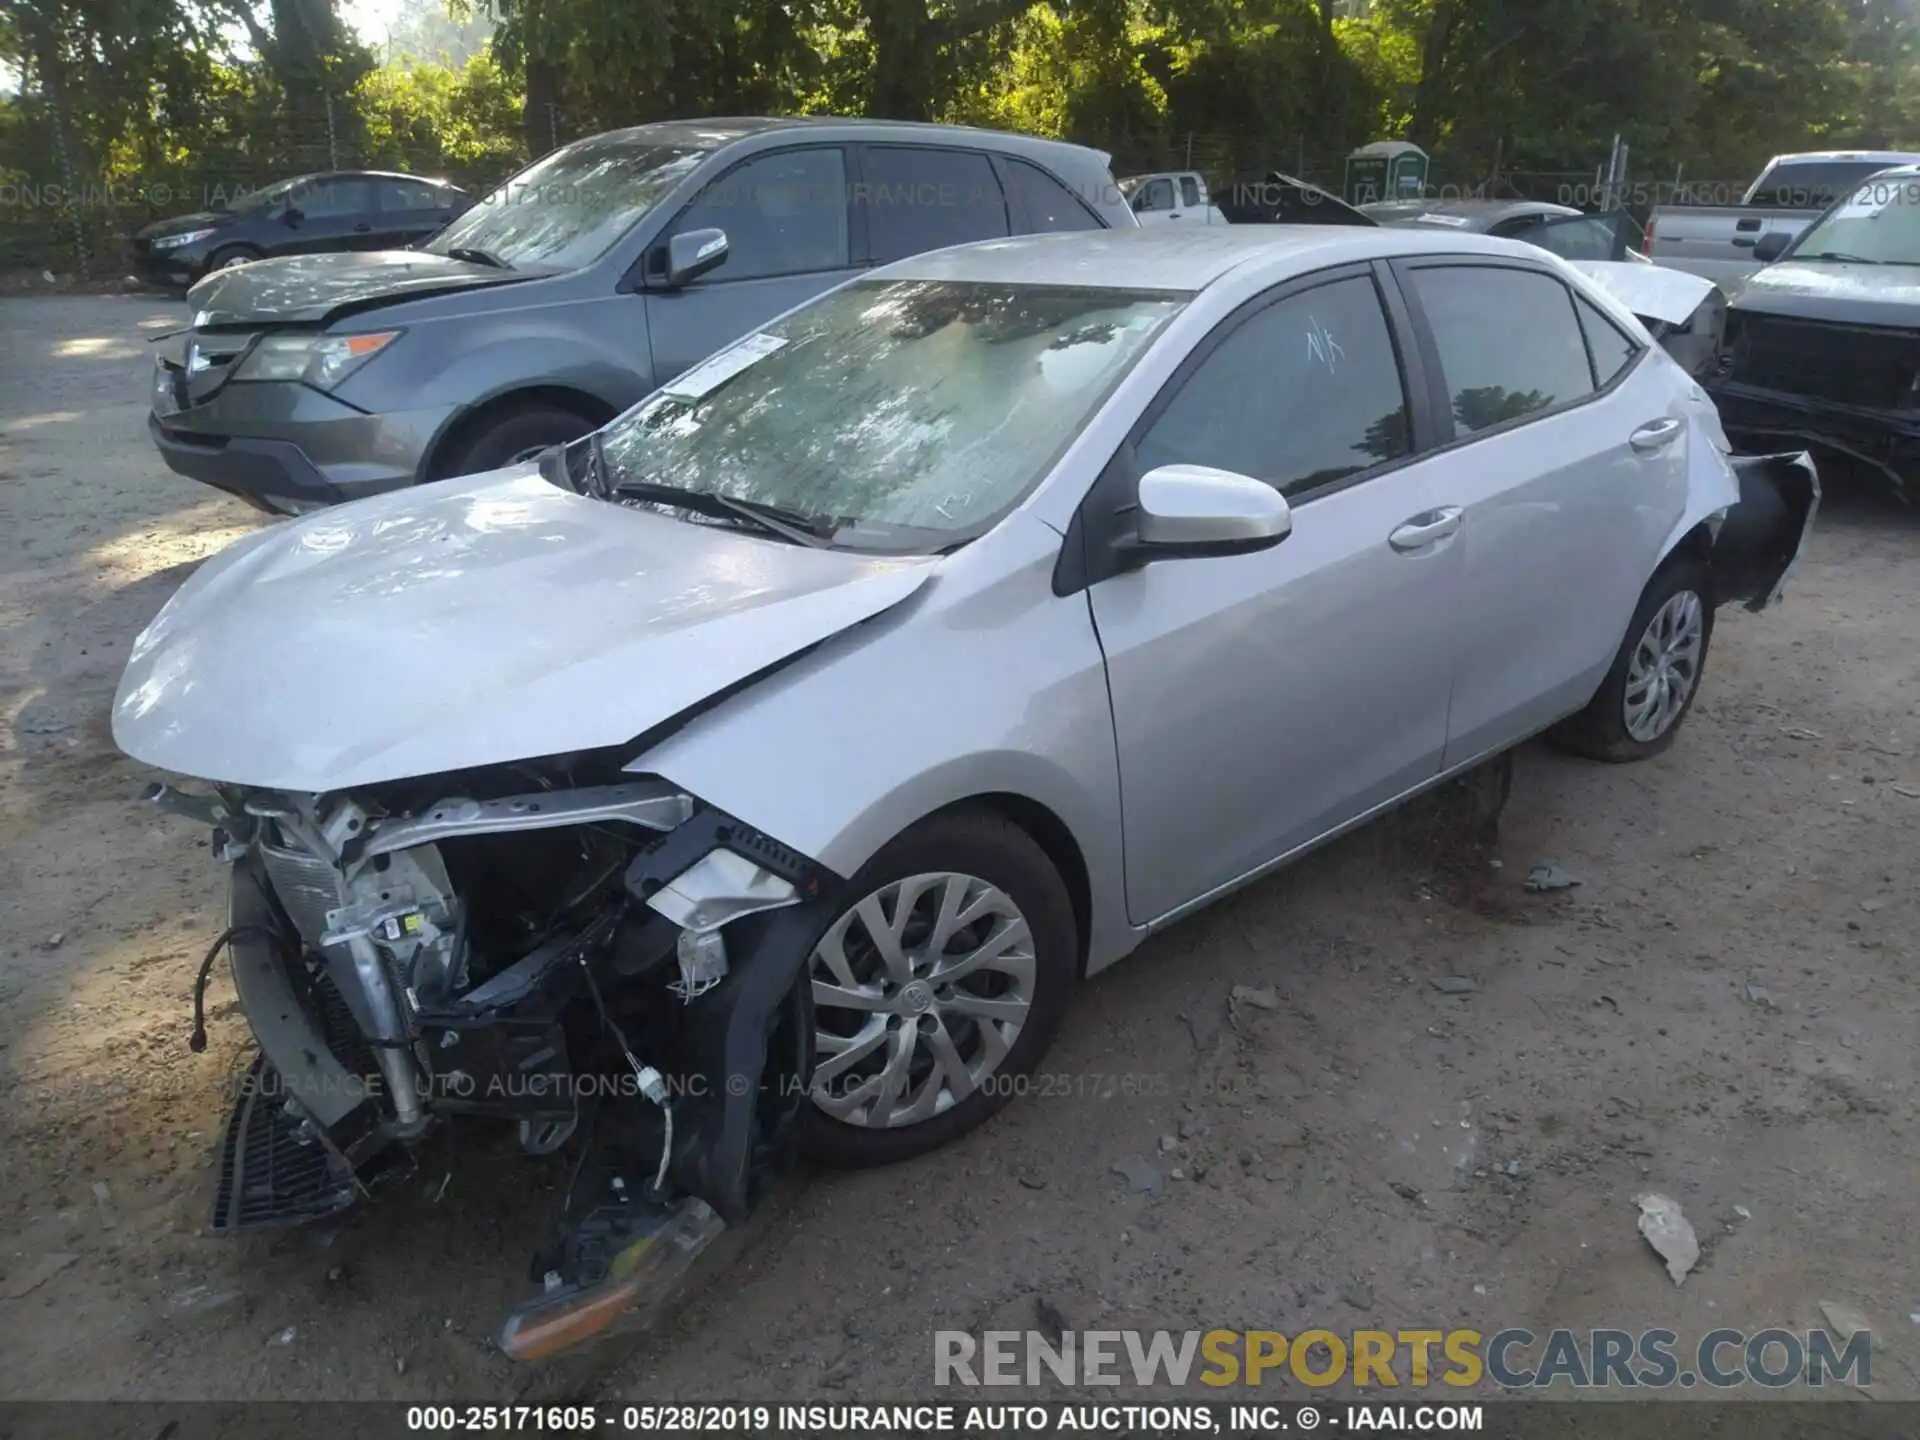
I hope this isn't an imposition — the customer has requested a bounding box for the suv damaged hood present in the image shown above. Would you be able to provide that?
[1729,261,1920,327]
[184,249,532,326]
[113,468,937,793]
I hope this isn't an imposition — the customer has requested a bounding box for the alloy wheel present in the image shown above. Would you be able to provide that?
[1623,589,1705,742]
[809,872,1035,1129]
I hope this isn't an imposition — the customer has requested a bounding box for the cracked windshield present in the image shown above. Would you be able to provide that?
[593,279,1187,552]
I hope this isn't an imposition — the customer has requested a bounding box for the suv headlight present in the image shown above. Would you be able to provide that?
[234,331,401,390]
[152,228,217,250]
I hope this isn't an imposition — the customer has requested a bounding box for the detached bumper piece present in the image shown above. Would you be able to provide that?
[1716,451,1821,613]
[212,1054,359,1231]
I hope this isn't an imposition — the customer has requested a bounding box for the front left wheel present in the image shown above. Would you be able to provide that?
[800,809,1078,1168]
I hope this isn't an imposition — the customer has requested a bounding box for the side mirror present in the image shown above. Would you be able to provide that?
[282,206,303,227]
[1134,464,1292,557]
[658,227,729,288]
[1752,232,1791,264]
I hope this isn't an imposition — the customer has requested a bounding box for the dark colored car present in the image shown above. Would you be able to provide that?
[131,171,471,287]
[1709,162,1920,499]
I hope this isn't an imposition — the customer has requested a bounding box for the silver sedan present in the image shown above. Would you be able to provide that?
[118,227,1818,1195]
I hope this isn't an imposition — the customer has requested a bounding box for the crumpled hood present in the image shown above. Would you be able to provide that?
[113,468,937,792]
[184,249,529,326]
[1730,261,1920,327]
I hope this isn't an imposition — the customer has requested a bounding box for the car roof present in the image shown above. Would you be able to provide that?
[580,116,1111,164]
[876,225,1553,294]
[1766,149,1920,165]
[1361,198,1580,229]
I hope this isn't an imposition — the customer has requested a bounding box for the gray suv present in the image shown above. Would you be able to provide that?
[149,117,1136,515]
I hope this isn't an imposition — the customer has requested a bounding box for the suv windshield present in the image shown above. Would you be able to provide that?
[1792,174,1920,264]
[592,278,1186,553]
[423,134,710,271]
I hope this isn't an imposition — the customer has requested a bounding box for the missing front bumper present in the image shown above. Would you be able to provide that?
[1711,384,1917,500]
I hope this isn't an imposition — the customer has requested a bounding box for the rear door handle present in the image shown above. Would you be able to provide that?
[1389,506,1463,552]
[1631,417,1685,453]
[1732,236,1756,248]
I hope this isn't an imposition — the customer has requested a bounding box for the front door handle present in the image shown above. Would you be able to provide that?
[1630,417,1684,453]
[1389,506,1463,552]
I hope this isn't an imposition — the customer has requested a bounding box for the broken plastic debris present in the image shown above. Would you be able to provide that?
[1819,1301,1872,1343]
[1525,862,1582,893]
[1635,1193,1699,1286]
[1745,981,1777,1010]
[1229,984,1279,1011]
[1430,976,1479,996]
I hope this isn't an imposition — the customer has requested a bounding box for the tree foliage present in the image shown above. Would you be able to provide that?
[4,0,1919,269]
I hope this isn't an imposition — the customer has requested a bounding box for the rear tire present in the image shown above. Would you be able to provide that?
[1550,556,1714,763]
[433,403,599,481]
[801,808,1078,1169]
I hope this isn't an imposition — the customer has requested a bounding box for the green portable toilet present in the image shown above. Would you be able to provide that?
[1345,141,1430,206]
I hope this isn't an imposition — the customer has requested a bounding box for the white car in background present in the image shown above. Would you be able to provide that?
[1121,170,1229,225]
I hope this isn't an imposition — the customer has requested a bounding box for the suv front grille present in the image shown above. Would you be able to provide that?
[1729,312,1919,409]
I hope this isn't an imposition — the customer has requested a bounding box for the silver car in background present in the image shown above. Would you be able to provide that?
[116,227,1815,1357]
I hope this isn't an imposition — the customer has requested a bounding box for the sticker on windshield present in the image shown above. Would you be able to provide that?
[1415,213,1473,227]
[662,332,789,400]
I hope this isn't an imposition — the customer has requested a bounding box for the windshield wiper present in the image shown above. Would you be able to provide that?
[444,246,511,270]
[1799,251,1881,264]
[611,480,837,547]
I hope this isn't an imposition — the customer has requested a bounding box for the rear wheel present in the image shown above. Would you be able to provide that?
[1550,557,1713,763]
[433,403,599,481]
[801,809,1078,1168]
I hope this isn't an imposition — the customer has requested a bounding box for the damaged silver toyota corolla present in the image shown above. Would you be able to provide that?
[115,228,1818,1362]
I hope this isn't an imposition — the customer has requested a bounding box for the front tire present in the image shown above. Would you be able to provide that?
[1550,556,1714,763]
[801,809,1078,1168]
[433,403,598,481]
[203,244,261,275]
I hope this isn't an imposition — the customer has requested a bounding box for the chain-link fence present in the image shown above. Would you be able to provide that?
[0,84,542,277]
[1,94,1645,280]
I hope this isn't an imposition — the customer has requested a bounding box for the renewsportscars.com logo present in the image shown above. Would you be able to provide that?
[934,1328,1872,1390]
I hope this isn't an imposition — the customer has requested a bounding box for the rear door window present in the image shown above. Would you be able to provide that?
[1408,265,1596,435]
[862,147,1010,264]
[1575,294,1641,388]
[1003,158,1102,232]
[1179,176,1201,208]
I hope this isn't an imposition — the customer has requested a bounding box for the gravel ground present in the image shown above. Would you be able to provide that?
[1,294,1916,1405]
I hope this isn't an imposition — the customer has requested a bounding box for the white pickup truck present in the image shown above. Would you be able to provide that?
[1118,170,1228,225]
[1648,149,1920,286]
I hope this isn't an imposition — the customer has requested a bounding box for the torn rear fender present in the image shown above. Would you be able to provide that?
[1713,452,1821,613]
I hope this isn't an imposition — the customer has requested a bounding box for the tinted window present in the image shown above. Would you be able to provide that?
[1004,158,1100,232]
[1179,176,1201,208]
[291,178,373,219]
[1135,275,1411,499]
[1410,266,1594,435]
[1508,213,1625,261]
[1137,178,1174,212]
[863,147,1009,264]
[671,147,849,282]
[1576,295,1639,387]
[378,179,443,212]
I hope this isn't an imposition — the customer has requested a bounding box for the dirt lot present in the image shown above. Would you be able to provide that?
[1,293,1916,1406]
